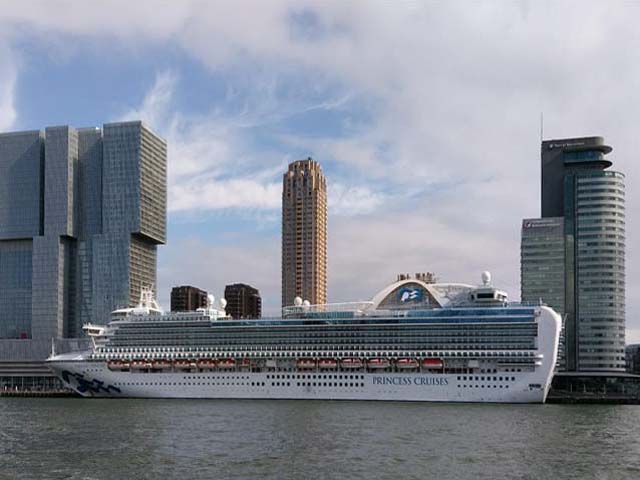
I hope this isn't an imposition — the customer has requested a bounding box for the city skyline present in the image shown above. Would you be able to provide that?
[0,2,638,341]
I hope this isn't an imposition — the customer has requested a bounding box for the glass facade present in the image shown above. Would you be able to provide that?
[524,137,625,372]
[0,240,32,339]
[521,217,565,369]
[573,171,625,371]
[0,122,166,358]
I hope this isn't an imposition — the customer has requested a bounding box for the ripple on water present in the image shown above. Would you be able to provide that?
[2,399,640,480]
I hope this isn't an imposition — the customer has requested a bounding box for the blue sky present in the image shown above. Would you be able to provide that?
[0,1,639,339]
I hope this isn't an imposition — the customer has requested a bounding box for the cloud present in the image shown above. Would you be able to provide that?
[119,70,287,214]
[120,70,176,129]
[329,183,387,216]
[171,178,281,212]
[2,2,639,334]
[0,42,16,131]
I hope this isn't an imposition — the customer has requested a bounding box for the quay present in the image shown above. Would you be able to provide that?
[0,389,76,398]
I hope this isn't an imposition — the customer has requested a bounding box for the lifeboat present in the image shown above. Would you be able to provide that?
[173,359,194,370]
[318,358,338,369]
[196,359,217,370]
[107,359,129,371]
[218,358,236,369]
[396,358,419,369]
[152,359,172,370]
[422,358,444,369]
[341,358,364,369]
[240,358,251,368]
[296,358,317,369]
[368,358,391,369]
[130,359,152,370]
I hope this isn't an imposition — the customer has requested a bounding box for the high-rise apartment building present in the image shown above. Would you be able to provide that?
[171,285,208,312]
[224,283,262,319]
[282,158,327,307]
[521,136,625,372]
[0,121,166,365]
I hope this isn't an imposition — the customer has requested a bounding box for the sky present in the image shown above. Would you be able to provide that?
[0,1,638,340]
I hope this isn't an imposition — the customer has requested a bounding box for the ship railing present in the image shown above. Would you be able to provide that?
[282,301,374,317]
[506,301,548,307]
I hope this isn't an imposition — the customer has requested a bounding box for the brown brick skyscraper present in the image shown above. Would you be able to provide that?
[282,158,327,308]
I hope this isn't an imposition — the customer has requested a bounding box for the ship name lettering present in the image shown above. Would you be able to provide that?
[372,376,448,386]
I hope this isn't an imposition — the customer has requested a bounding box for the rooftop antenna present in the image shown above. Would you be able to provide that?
[540,112,544,143]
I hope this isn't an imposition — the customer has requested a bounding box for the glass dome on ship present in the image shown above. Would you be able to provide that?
[47,272,561,403]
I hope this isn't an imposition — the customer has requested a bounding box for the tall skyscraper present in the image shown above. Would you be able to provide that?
[282,158,327,307]
[0,121,166,365]
[224,283,262,319]
[521,136,625,372]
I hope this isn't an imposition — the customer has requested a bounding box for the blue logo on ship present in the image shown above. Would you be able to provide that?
[398,287,423,303]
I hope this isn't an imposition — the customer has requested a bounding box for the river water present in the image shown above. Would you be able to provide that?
[1,398,639,479]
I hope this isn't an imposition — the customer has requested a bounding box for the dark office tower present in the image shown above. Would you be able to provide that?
[171,286,208,312]
[282,158,327,308]
[224,283,262,319]
[522,136,625,372]
[0,121,167,365]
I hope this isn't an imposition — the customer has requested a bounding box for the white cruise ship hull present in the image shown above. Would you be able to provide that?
[48,359,550,403]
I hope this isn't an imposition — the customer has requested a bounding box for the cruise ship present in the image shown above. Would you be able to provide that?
[47,272,561,403]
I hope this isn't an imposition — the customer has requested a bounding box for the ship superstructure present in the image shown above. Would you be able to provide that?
[47,273,561,403]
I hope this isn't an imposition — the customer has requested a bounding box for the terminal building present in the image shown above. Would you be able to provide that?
[0,121,166,390]
[521,136,626,372]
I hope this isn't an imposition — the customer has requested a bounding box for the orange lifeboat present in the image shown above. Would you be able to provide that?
[341,358,364,369]
[130,359,152,370]
[296,358,317,369]
[318,358,338,369]
[368,358,391,369]
[152,359,172,370]
[219,358,236,369]
[396,358,419,369]
[196,359,217,370]
[422,358,444,369]
[107,359,129,371]
[173,359,194,370]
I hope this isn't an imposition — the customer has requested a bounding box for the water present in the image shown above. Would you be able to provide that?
[1,399,639,480]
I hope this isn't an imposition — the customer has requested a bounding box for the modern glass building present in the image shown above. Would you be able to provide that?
[521,217,566,369]
[521,136,625,372]
[0,121,166,365]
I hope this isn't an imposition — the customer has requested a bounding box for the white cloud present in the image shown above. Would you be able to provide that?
[119,70,285,213]
[120,70,176,129]
[171,178,281,212]
[2,2,639,334]
[329,183,386,216]
[0,42,16,131]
